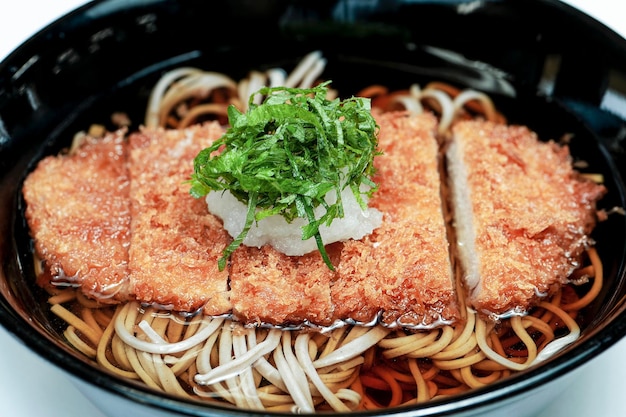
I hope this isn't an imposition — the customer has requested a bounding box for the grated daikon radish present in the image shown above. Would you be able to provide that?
[207,187,382,256]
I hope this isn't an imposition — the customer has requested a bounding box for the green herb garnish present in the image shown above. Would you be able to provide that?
[190,81,379,270]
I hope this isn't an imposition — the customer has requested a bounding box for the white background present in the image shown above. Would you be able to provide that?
[0,1,624,416]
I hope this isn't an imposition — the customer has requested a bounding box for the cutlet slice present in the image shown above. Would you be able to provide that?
[229,243,340,326]
[127,123,232,315]
[332,112,459,328]
[447,120,606,317]
[22,131,131,302]
[229,112,458,328]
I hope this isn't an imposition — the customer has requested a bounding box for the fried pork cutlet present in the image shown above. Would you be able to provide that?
[331,112,459,328]
[447,120,606,317]
[127,123,232,315]
[229,112,458,328]
[24,112,605,328]
[22,131,131,302]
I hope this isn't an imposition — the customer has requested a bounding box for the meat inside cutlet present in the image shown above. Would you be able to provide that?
[127,123,232,315]
[447,120,606,317]
[22,131,131,302]
[331,112,459,327]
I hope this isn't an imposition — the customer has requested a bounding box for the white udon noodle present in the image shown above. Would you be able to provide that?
[45,50,604,413]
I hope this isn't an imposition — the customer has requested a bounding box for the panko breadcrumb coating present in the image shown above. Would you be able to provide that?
[447,120,606,317]
[22,116,605,327]
[332,112,459,328]
[127,123,232,315]
[22,130,131,302]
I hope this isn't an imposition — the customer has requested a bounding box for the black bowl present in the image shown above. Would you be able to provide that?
[1,1,626,416]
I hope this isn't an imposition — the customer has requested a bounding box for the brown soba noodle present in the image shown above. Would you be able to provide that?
[37,51,604,412]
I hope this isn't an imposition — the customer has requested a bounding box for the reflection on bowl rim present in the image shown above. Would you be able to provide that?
[1,0,626,416]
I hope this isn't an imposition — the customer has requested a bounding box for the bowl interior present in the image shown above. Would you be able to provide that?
[1,0,626,415]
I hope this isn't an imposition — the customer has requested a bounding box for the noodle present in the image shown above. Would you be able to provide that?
[562,247,603,311]
[37,52,607,413]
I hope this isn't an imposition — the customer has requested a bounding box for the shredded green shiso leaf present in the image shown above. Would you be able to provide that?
[190,81,380,270]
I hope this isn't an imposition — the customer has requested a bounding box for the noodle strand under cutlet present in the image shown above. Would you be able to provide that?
[114,303,225,355]
[274,332,316,412]
[195,329,282,386]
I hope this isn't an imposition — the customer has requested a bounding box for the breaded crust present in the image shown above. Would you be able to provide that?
[229,243,341,326]
[127,123,232,315]
[447,120,606,317]
[22,131,131,302]
[332,112,459,327]
[25,114,603,326]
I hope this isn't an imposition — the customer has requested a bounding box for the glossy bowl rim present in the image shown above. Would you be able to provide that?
[1,0,626,416]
